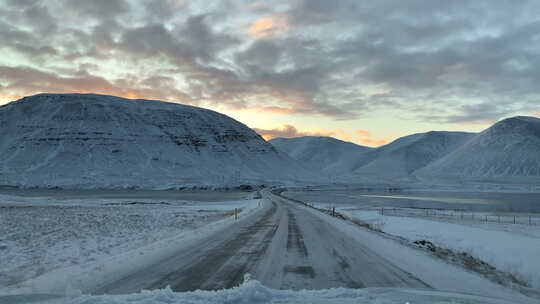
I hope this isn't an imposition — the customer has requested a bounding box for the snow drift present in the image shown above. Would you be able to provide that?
[0,93,316,188]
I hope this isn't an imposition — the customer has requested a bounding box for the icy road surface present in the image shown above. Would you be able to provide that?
[97,190,429,294]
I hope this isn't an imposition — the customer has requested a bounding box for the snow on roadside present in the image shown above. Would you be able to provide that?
[287,203,536,304]
[3,279,514,304]
[340,208,540,290]
[0,195,263,294]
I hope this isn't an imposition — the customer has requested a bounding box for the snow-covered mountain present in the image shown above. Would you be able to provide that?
[416,116,540,182]
[0,93,316,188]
[269,132,474,182]
[354,131,475,181]
[269,136,373,174]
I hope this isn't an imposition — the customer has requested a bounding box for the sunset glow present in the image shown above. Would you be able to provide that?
[1,0,538,147]
[248,15,290,39]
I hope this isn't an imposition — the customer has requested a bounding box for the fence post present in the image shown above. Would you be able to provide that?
[332,207,335,217]
[234,208,238,220]
[485,215,487,223]
[513,216,516,224]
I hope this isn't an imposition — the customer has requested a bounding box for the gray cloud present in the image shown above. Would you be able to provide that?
[63,0,130,19]
[0,65,192,102]
[0,0,539,123]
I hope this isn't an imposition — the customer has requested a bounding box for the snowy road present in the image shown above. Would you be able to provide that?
[96,189,429,294]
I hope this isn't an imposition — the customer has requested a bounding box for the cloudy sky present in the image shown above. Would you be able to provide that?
[1,0,539,146]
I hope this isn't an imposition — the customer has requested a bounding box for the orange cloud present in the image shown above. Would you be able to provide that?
[248,15,290,39]
[253,124,389,147]
[355,129,389,147]
[253,106,295,115]
[533,112,540,117]
[333,129,354,142]
[253,124,333,141]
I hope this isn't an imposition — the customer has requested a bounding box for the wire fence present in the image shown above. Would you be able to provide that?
[380,207,540,226]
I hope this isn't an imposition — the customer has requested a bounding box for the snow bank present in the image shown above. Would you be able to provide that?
[342,209,540,289]
[2,279,515,304]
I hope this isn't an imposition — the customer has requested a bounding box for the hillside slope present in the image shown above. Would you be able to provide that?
[416,116,540,182]
[269,136,373,175]
[0,93,316,188]
[354,131,475,181]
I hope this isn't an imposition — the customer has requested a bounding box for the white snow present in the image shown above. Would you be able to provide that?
[273,116,540,184]
[11,279,517,304]
[293,206,533,303]
[1,191,537,304]
[269,136,372,175]
[0,93,317,189]
[0,193,264,295]
[339,208,540,290]
[417,116,540,182]
[271,131,474,182]
[354,131,474,181]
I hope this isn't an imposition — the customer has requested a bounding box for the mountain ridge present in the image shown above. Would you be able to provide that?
[0,93,317,189]
[269,136,373,174]
[354,131,475,181]
[416,116,540,182]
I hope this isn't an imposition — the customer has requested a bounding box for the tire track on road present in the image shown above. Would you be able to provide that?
[152,201,279,291]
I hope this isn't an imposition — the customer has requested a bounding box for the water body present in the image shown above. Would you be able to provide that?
[0,187,250,203]
[285,189,540,213]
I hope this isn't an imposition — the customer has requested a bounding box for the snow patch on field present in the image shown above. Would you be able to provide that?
[0,194,263,294]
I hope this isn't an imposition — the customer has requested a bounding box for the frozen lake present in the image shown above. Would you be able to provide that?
[284,189,540,213]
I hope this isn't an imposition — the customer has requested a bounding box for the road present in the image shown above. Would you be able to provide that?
[96,190,430,294]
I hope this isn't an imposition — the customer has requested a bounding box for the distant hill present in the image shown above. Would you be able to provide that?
[416,116,540,182]
[0,93,317,188]
[269,136,373,175]
[355,131,475,181]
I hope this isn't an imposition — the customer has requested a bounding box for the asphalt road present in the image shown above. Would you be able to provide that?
[96,190,429,294]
